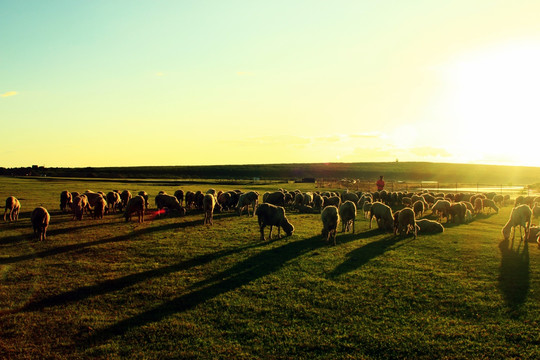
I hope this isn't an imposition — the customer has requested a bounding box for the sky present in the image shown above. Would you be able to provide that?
[2,0,540,168]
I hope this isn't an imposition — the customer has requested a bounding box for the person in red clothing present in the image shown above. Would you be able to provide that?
[376,175,385,191]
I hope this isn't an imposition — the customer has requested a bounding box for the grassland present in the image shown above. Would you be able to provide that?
[1,176,540,359]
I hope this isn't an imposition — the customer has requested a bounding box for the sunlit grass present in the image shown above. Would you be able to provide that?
[1,176,540,359]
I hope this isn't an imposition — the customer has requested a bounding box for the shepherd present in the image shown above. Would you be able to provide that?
[376,175,385,191]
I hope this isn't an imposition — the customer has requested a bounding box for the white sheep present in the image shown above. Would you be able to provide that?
[501,204,532,241]
[369,202,393,232]
[4,196,20,222]
[31,206,50,241]
[338,200,357,234]
[321,205,340,245]
[255,203,294,241]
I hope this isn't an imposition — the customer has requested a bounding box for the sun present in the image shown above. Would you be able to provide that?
[441,40,540,166]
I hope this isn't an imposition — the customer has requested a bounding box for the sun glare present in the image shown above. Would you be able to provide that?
[442,41,540,167]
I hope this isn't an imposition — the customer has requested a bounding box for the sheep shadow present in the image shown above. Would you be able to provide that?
[82,234,335,345]
[329,233,412,278]
[0,219,203,265]
[498,237,530,318]
[16,239,278,314]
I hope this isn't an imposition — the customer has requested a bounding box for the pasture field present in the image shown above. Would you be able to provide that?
[1,176,540,359]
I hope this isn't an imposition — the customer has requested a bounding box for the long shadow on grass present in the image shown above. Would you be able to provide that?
[84,234,350,345]
[329,232,413,278]
[16,239,278,314]
[0,218,203,265]
[498,237,530,317]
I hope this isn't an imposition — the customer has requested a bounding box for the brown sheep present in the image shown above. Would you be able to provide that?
[203,194,216,225]
[120,190,132,210]
[138,191,149,210]
[31,207,50,241]
[60,191,72,213]
[338,200,356,233]
[93,196,107,219]
[321,205,340,245]
[237,191,259,216]
[71,195,86,220]
[4,196,20,222]
[106,191,122,213]
[395,207,417,239]
[124,195,145,223]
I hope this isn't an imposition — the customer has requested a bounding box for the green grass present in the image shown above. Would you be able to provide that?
[1,176,540,359]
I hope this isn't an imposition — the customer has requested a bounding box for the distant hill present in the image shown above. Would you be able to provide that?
[2,162,540,185]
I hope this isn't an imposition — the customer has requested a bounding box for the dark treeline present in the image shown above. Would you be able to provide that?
[1,162,540,185]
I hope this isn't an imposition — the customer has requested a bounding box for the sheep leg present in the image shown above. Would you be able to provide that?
[260,224,266,241]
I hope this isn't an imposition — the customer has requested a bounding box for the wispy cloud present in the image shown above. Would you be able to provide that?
[1,91,18,97]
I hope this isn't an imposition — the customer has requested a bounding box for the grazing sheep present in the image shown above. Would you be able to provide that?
[394,207,417,239]
[297,205,317,214]
[502,204,532,241]
[185,191,196,209]
[194,191,205,210]
[174,190,184,206]
[431,200,452,223]
[514,195,525,208]
[106,191,122,213]
[493,194,504,207]
[71,195,85,220]
[473,198,483,215]
[402,197,412,207]
[482,199,499,214]
[60,191,72,213]
[321,205,340,245]
[362,201,372,220]
[203,194,216,225]
[412,200,425,218]
[527,225,540,242]
[450,202,467,224]
[338,200,357,233]
[93,196,107,219]
[293,193,304,208]
[369,202,394,232]
[313,193,323,210]
[237,191,259,216]
[416,219,444,234]
[255,203,294,241]
[4,196,20,222]
[342,192,359,204]
[302,192,313,206]
[31,206,50,241]
[423,193,436,206]
[532,204,540,219]
[124,195,145,223]
[84,191,107,215]
[323,195,341,209]
[155,194,185,215]
[265,191,286,207]
[120,190,132,210]
[464,209,473,223]
[138,191,149,210]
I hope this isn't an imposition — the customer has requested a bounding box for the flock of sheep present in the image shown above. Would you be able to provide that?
[3,187,540,246]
